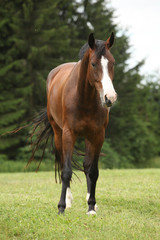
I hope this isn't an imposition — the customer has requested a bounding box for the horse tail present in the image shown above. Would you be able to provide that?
[25,108,67,183]
[26,108,54,172]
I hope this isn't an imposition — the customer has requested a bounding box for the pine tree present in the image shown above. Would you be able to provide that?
[0,0,80,159]
[0,1,30,158]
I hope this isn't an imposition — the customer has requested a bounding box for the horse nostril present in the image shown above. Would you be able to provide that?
[107,99,112,106]
[105,96,112,107]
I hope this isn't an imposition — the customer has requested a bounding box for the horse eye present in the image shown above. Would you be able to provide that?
[91,63,96,67]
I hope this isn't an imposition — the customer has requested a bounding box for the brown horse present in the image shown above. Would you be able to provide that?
[46,32,117,214]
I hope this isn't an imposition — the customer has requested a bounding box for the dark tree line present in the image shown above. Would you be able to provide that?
[0,0,159,168]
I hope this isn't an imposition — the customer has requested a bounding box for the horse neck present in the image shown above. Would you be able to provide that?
[77,52,96,105]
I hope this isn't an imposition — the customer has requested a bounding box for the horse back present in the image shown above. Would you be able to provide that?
[47,62,77,93]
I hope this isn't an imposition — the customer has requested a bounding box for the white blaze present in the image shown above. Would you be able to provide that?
[100,56,117,105]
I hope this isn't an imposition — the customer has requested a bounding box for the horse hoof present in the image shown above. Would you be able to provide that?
[87,210,96,215]
[58,208,65,215]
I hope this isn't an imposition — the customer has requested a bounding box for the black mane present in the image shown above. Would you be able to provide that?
[78,40,105,60]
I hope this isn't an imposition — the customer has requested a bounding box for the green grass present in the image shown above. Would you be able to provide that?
[0,169,160,240]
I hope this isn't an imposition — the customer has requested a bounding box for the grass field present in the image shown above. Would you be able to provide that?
[0,169,160,240]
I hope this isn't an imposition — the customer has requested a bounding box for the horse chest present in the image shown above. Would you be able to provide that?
[72,109,108,137]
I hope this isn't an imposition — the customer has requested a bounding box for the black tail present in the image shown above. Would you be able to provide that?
[25,108,62,182]
[26,108,54,172]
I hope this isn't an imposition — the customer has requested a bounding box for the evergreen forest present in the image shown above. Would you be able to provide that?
[0,0,160,170]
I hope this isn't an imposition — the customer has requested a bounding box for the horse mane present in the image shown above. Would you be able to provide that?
[78,39,105,60]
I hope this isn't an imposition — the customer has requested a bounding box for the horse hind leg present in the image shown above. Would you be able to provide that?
[51,120,63,183]
[49,118,73,212]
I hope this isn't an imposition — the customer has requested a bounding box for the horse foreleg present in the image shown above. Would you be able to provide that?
[58,128,75,214]
[86,190,98,212]
[66,187,73,208]
[84,135,104,214]
[84,153,99,213]
[86,161,99,215]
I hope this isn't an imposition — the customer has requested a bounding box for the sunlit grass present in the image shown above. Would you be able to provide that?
[0,169,160,239]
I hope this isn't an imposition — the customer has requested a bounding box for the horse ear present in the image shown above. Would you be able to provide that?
[88,33,95,49]
[106,32,114,49]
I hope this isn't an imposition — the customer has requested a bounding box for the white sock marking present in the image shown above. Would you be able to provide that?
[86,192,90,201]
[94,204,98,211]
[66,187,73,208]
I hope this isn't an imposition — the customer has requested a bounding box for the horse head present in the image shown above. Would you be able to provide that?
[85,33,117,107]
